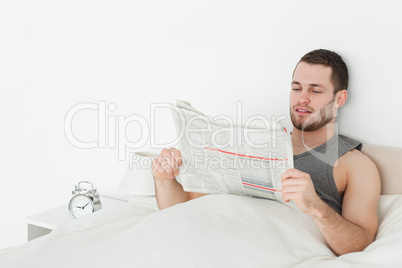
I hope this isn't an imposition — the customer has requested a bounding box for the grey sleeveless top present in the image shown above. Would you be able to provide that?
[293,135,362,215]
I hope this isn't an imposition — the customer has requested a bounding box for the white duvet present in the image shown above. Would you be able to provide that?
[1,194,402,268]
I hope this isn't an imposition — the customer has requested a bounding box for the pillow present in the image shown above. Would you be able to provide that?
[119,152,157,196]
[361,144,402,195]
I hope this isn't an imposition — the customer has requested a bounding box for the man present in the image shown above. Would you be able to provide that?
[152,49,381,256]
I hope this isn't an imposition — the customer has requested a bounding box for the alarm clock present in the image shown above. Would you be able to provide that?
[68,181,102,219]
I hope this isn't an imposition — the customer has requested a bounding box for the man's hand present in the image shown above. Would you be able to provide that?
[281,168,325,216]
[152,147,182,181]
[152,147,185,210]
[152,147,206,210]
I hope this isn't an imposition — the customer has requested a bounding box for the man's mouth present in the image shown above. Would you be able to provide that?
[295,107,312,114]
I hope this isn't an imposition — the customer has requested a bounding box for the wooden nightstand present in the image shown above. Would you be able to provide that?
[25,196,127,241]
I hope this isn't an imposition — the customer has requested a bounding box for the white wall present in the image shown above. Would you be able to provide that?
[1,0,401,249]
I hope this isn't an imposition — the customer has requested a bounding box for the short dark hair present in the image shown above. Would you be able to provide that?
[298,49,349,94]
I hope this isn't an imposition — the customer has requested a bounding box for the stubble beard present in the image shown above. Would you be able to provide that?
[290,98,336,132]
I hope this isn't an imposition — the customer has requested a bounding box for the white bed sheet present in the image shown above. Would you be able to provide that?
[1,194,401,268]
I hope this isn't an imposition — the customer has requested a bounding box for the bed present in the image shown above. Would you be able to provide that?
[1,144,401,268]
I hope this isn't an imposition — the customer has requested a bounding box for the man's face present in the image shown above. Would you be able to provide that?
[290,61,337,132]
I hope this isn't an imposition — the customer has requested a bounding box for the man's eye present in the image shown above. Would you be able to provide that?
[313,91,322,94]
[292,88,301,91]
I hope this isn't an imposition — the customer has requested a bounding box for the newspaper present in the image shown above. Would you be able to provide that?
[171,100,293,202]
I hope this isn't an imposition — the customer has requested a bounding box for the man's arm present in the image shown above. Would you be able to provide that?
[152,148,206,210]
[281,151,380,256]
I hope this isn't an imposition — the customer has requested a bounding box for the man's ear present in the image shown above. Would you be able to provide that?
[335,89,347,108]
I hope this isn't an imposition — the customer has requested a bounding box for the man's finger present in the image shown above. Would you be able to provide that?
[151,157,160,174]
[281,185,300,193]
[281,192,299,203]
[282,178,304,186]
[161,157,174,177]
[169,148,182,167]
[161,148,175,158]
[157,164,166,177]
[160,149,177,168]
[156,148,181,178]
[152,156,168,179]
[281,168,307,183]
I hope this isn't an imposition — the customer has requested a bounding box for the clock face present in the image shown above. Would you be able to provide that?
[69,194,94,219]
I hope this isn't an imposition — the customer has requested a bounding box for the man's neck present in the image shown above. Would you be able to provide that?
[291,124,336,155]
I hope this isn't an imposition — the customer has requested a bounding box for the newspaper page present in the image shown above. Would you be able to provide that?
[171,100,293,202]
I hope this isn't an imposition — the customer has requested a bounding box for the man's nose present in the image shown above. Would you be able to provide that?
[298,91,310,104]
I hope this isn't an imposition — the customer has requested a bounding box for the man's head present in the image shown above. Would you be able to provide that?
[290,49,349,132]
[297,49,349,95]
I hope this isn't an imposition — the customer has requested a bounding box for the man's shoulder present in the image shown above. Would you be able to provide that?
[339,149,380,185]
[340,148,373,165]
[338,148,376,170]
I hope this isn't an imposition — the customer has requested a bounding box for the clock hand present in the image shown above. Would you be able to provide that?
[83,202,89,209]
